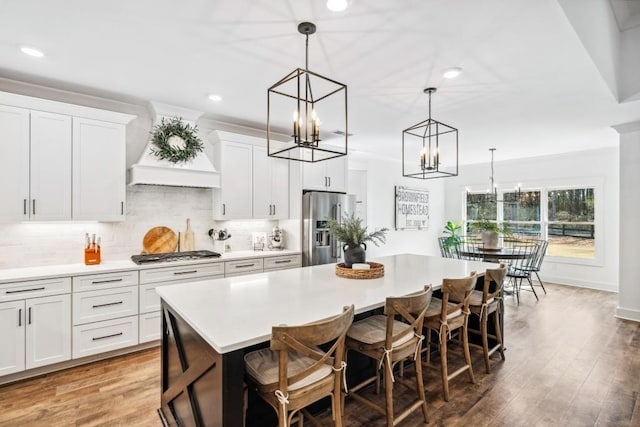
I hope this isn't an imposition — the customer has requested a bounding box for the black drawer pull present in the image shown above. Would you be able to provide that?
[235,264,256,268]
[275,260,292,264]
[174,270,198,275]
[92,301,123,308]
[6,287,46,294]
[91,278,124,284]
[92,332,123,341]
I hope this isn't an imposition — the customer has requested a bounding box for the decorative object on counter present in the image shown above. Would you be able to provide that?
[84,233,101,265]
[179,218,195,252]
[251,232,267,251]
[266,21,348,163]
[335,261,384,279]
[142,226,178,254]
[327,213,388,268]
[267,226,285,250]
[149,116,203,164]
[208,228,231,253]
[402,87,458,179]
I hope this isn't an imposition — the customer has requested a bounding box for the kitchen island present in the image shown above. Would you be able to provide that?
[156,253,496,427]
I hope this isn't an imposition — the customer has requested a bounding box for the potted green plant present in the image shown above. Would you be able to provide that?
[470,219,512,249]
[327,213,388,267]
[443,221,463,249]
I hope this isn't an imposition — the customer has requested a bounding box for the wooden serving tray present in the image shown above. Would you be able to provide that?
[335,262,384,279]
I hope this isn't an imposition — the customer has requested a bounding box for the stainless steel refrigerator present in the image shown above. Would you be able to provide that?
[302,191,356,267]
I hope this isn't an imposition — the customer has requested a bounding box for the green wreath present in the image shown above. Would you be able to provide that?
[150,116,204,163]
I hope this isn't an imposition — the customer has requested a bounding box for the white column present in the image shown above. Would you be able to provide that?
[613,121,640,322]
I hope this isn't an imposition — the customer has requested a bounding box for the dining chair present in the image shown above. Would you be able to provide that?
[454,239,482,261]
[345,286,431,427]
[520,239,548,295]
[244,305,354,427]
[467,264,507,373]
[505,240,538,304]
[422,273,478,402]
[438,237,455,258]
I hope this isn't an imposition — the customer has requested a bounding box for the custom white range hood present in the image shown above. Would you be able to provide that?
[128,102,220,188]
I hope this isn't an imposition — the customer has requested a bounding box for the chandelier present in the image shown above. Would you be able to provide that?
[267,22,348,162]
[402,87,458,179]
[474,148,522,202]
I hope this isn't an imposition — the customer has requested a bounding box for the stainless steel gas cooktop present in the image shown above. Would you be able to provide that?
[131,250,221,265]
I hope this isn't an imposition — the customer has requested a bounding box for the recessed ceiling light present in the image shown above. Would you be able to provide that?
[442,67,462,79]
[20,46,45,58]
[208,94,222,102]
[326,0,349,12]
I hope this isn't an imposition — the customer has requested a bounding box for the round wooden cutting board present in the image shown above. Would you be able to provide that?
[142,226,178,254]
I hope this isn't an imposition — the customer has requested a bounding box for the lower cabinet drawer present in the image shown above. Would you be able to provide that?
[263,254,302,271]
[73,286,138,326]
[224,258,263,275]
[72,316,139,359]
[0,277,71,303]
[139,312,161,343]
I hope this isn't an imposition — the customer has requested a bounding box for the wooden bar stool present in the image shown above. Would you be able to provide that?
[467,264,507,373]
[345,286,431,427]
[422,273,477,402]
[244,305,354,427]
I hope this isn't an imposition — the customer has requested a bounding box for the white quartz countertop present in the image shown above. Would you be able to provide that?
[156,253,496,354]
[0,249,300,283]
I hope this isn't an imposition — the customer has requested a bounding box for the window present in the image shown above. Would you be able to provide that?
[464,186,596,261]
[503,191,541,237]
[547,188,594,259]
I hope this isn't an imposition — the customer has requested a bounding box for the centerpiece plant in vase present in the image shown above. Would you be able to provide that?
[470,219,512,249]
[327,213,388,268]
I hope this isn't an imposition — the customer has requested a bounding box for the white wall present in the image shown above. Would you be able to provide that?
[349,153,446,260]
[443,147,620,291]
[614,121,640,321]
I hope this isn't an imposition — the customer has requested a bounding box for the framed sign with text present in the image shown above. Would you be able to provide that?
[395,186,429,230]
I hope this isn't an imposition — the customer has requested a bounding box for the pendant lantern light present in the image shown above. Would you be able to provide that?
[402,88,458,179]
[267,22,348,162]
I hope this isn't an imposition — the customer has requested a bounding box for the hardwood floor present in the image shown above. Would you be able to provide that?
[1,282,639,426]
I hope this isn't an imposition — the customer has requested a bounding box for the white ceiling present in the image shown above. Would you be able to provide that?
[1,0,639,165]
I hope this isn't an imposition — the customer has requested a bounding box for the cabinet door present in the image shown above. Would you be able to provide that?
[0,300,25,376]
[325,157,347,192]
[252,147,272,218]
[270,156,289,219]
[25,294,71,369]
[0,105,30,222]
[214,141,252,219]
[72,118,126,221]
[302,161,328,191]
[30,111,72,220]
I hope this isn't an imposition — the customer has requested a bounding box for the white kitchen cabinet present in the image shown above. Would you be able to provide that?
[302,156,347,192]
[212,140,253,220]
[253,146,289,219]
[0,107,72,221]
[25,294,72,369]
[263,254,302,272]
[0,300,25,376]
[0,286,71,375]
[72,118,127,221]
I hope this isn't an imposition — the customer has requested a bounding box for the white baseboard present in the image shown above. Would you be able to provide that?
[541,275,618,293]
[615,307,640,323]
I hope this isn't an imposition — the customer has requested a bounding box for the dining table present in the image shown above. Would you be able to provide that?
[457,246,534,262]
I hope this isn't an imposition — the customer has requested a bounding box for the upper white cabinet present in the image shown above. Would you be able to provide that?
[0,107,72,221]
[212,131,290,220]
[212,140,253,220]
[253,146,289,219]
[302,156,347,192]
[72,118,126,221]
[0,105,30,222]
[0,91,135,222]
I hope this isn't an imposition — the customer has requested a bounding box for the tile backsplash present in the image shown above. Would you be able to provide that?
[0,185,293,269]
